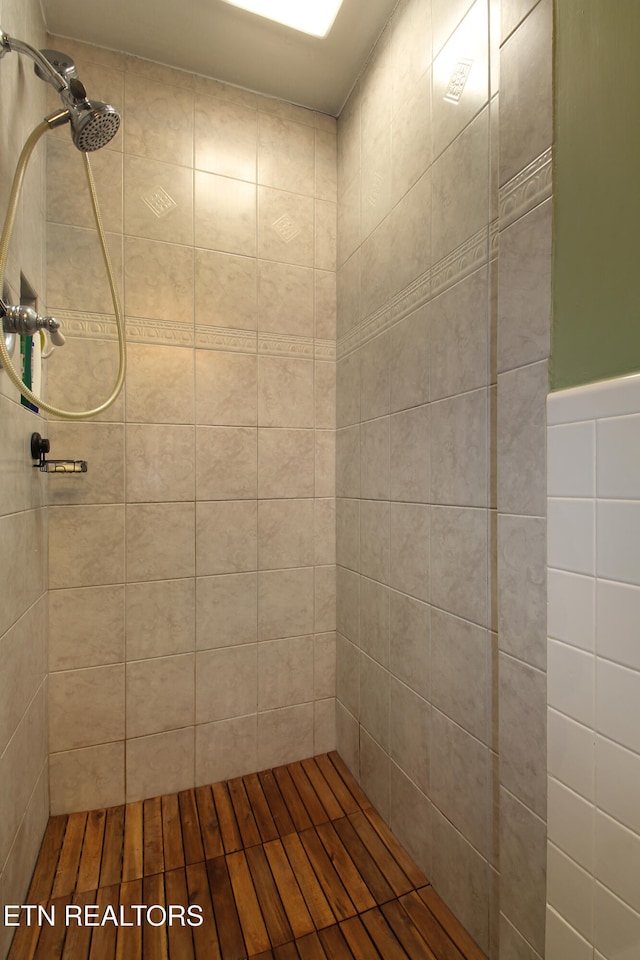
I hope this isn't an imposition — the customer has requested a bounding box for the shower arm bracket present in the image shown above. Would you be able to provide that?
[1,298,66,346]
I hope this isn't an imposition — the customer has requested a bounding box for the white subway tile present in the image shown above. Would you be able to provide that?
[547,842,594,943]
[548,776,595,871]
[545,905,593,960]
[595,810,640,914]
[548,421,596,498]
[597,658,640,756]
[595,882,640,960]
[548,569,595,651]
[548,708,595,801]
[596,579,640,670]
[547,373,640,426]
[548,499,596,575]
[597,414,640,500]
[597,501,640,586]
[596,736,640,837]
[548,640,595,727]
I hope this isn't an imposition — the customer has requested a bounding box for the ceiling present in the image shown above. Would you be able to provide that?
[39,0,400,116]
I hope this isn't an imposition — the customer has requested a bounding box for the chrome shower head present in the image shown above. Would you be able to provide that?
[0,35,121,151]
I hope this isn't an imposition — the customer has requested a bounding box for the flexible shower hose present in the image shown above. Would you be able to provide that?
[0,118,126,419]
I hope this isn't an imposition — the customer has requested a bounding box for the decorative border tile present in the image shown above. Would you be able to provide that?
[499,147,553,229]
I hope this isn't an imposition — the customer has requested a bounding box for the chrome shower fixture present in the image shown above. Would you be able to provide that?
[1,298,65,346]
[0,30,120,151]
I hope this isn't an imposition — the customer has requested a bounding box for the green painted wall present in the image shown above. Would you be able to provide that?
[552,0,640,390]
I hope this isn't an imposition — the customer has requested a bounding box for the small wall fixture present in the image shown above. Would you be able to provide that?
[31,432,88,474]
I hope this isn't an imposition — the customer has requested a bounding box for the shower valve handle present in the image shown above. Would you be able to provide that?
[0,300,65,346]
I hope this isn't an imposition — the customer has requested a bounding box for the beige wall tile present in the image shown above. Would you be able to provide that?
[336,700,360,776]
[389,306,430,413]
[0,602,47,755]
[361,418,390,501]
[360,654,390,751]
[196,573,257,650]
[390,678,430,794]
[195,96,258,181]
[390,406,430,503]
[126,728,195,802]
[126,654,194,738]
[360,577,389,667]
[124,155,193,245]
[431,390,488,508]
[258,499,315,570]
[47,337,126,424]
[258,567,315,641]
[316,129,337,202]
[196,645,257,723]
[315,431,336,498]
[196,426,257,500]
[195,715,258,785]
[360,500,390,584]
[390,502,430,601]
[499,653,547,818]
[257,261,314,337]
[47,223,123,314]
[336,498,359,572]
[127,502,195,582]
[49,504,125,589]
[124,73,193,166]
[195,249,257,331]
[336,425,360,499]
[336,351,360,427]
[500,788,547,955]
[195,171,257,256]
[49,664,125,752]
[315,270,337,340]
[360,728,390,820]
[48,139,123,233]
[389,171,431,296]
[47,422,125,505]
[315,565,337,634]
[389,591,430,700]
[258,702,314,769]
[195,351,257,427]
[196,500,257,576]
[314,699,336,754]
[258,114,315,195]
[124,236,193,324]
[498,515,546,669]
[337,249,361,336]
[430,505,488,626]
[126,423,195,502]
[258,357,314,427]
[316,200,337,271]
[49,742,125,814]
[258,635,314,710]
[336,567,360,646]
[314,633,336,700]
[497,360,548,517]
[389,764,432,878]
[315,361,336,430]
[391,69,431,204]
[315,499,336,566]
[49,585,125,671]
[125,342,194,424]
[257,187,314,267]
[430,266,490,401]
[430,608,489,744]
[126,579,195,660]
[258,428,314,499]
[361,220,392,320]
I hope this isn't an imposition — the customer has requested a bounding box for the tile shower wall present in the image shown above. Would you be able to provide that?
[546,374,640,960]
[44,39,337,812]
[0,0,49,956]
[335,0,552,956]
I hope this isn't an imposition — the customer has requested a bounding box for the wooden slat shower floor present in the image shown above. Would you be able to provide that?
[7,752,487,960]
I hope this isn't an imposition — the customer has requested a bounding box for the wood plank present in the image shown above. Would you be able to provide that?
[362,808,429,890]
[326,754,371,811]
[185,862,221,960]
[76,809,107,893]
[143,798,164,878]
[314,822,375,914]
[87,884,119,960]
[99,807,125,888]
[33,898,68,960]
[382,900,437,960]
[161,794,185,871]
[339,917,382,960]
[27,814,67,904]
[142,873,168,960]
[332,818,395,906]
[253,953,276,960]
[280,834,335,932]
[115,879,142,960]
[178,791,205,865]
[294,932,327,960]
[416,889,487,960]
[164,869,195,960]
[122,802,143,883]
[263,840,315,940]
[205,857,246,960]
[62,890,95,960]
[347,813,413,898]
[317,925,355,959]
[399,893,465,960]
[194,786,224,860]
[227,778,262,849]
[360,908,410,960]
[211,783,242,855]
[245,845,294,948]
[298,829,356,923]
[52,812,88,899]
[300,760,343,821]
[258,770,296,838]
[313,757,359,817]
[226,851,271,956]
[273,944,299,960]
[272,768,312,833]
[287,764,329,826]
[6,911,43,960]
[243,774,279,843]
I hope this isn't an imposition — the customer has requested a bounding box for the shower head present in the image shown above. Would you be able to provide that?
[0,34,121,151]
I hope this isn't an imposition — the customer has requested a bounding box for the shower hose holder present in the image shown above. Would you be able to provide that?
[31,432,87,474]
